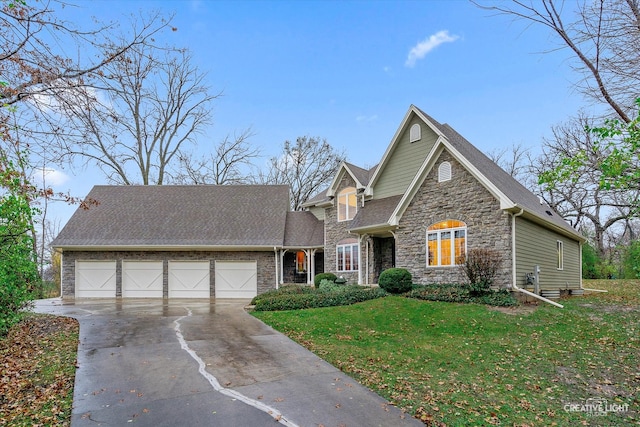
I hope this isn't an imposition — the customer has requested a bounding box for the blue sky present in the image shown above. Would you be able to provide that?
[46,0,590,226]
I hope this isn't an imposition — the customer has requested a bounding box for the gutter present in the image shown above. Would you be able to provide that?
[511,208,564,308]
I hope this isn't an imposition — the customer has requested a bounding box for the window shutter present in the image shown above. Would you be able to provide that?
[438,161,451,182]
[409,124,421,142]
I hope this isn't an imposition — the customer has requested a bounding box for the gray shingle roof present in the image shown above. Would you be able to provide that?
[345,162,377,187]
[349,195,403,231]
[283,211,324,247]
[52,185,290,248]
[414,106,580,238]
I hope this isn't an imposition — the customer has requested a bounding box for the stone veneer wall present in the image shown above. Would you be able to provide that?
[324,173,360,284]
[61,250,276,298]
[396,150,513,287]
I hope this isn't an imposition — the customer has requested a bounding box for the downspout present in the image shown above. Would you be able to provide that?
[511,209,564,308]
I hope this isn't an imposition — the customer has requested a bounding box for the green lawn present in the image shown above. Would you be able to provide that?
[253,280,639,426]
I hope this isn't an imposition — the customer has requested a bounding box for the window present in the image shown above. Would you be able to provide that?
[557,240,564,270]
[338,186,357,221]
[427,220,467,267]
[438,161,451,182]
[410,123,421,142]
[337,241,359,271]
[296,251,306,272]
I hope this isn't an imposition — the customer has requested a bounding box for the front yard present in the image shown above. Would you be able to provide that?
[253,280,640,426]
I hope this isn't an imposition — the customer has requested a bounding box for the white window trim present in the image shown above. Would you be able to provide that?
[426,225,467,268]
[337,188,357,222]
[337,243,359,272]
[557,240,564,270]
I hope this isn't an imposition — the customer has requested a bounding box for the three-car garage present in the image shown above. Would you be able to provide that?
[73,259,258,299]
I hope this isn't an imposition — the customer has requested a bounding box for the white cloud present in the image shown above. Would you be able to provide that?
[31,167,70,187]
[405,30,459,68]
[356,114,378,123]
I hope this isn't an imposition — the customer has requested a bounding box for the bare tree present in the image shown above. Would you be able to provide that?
[173,129,260,185]
[50,46,216,185]
[1,1,169,108]
[532,113,639,257]
[487,143,534,187]
[257,136,345,211]
[476,0,640,123]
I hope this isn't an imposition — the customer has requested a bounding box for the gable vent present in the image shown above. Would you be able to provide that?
[409,123,421,142]
[438,161,452,182]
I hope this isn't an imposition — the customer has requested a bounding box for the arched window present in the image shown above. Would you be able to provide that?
[438,161,451,182]
[337,186,357,221]
[427,220,466,267]
[409,123,421,142]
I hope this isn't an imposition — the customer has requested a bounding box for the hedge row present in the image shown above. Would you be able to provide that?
[406,283,519,306]
[251,285,387,311]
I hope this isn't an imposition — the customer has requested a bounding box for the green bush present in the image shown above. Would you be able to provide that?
[623,240,640,279]
[252,286,387,311]
[318,279,342,292]
[250,285,313,305]
[314,273,337,288]
[406,283,518,307]
[582,242,600,279]
[378,268,413,294]
[0,180,39,336]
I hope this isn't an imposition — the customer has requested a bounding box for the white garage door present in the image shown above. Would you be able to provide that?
[122,261,163,298]
[168,261,210,298]
[215,261,257,298]
[76,261,116,298]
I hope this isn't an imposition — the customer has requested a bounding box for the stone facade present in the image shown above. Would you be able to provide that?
[395,150,512,287]
[324,173,360,284]
[61,250,277,298]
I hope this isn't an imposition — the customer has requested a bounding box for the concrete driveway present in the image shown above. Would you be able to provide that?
[33,298,422,427]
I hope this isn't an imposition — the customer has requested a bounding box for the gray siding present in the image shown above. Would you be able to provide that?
[515,217,581,290]
[61,250,277,298]
[374,116,439,199]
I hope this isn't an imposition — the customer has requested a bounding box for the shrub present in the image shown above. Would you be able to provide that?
[314,272,337,288]
[0,178,39,336]
[318,279,342,292]
[378,268,413,294]
[460,248,502,296]
[406,283,518,307]
[252,286,387,311]
[623,240,640,279]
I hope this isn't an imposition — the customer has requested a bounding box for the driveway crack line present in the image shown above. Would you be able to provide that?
[173,308,298,427]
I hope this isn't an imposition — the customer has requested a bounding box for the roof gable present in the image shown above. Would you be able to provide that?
[366,105,445,199]
[325,161,374,198]
[52,185,290,249]
[388,107,583,240]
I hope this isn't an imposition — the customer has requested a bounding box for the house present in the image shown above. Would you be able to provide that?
[53,105,584,299]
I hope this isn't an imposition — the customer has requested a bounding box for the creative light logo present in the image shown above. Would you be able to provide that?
[564,397,630,417]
